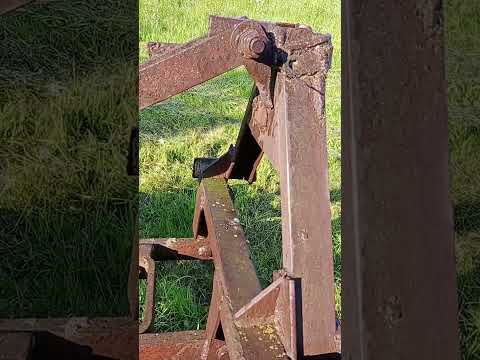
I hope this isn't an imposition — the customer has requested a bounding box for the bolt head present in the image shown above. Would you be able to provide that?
[249,37,266,55]
[237,29,268,59]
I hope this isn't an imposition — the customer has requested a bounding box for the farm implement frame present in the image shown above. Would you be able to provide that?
[138,16,339,360]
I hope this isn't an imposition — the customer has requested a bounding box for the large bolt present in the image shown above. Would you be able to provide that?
[237,29,267,59]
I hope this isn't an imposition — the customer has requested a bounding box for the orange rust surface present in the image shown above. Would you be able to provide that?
[140,331,228,360]
[140,342,202,360]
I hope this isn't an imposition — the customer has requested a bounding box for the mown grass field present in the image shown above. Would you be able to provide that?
[0,1,137,317]
[140,0,480,358]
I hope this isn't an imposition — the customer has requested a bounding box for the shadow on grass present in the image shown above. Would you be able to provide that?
[0,204,134,318]
[139,69,253,140]
[457,266,480,359]
[455,201,480,234]
[140,108,240,141]
[0,1,137,95]
[330,188,341,204]
[453,201,480,358]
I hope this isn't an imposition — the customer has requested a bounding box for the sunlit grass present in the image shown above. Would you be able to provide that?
[0,1,137,317]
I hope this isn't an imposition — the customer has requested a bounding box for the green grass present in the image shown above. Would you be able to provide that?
[446,0,480,358]
[0,0,137,317]
[139,0,341,333]
[140,0,480,359]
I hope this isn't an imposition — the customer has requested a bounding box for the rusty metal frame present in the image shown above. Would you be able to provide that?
[138,16,339,360]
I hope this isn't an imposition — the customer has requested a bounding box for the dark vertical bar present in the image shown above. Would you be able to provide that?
[277,73,337,355]
[342,1,460,359]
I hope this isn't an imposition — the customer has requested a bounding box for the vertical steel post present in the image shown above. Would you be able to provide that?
[342,1,460,359]
[277,70,337,355]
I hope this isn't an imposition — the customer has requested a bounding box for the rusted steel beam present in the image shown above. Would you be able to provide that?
[208,15,297,36]
[233,276,284,327]
[247,94,279,171]
[140,329,204,348]
[194,178,261,313]
[227,25,333,182]
[342,1,460,359]
[192,90,275,182]
[233,274,301,359]
[194,145,236,179]
[140,330,229,360]
[140,237,212,261]
[193,180,295,359]
[139,30,243,110]
[139,18,274,110]
[275,39,337,355]
[0,318,137,359]
[138,237,212,334]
